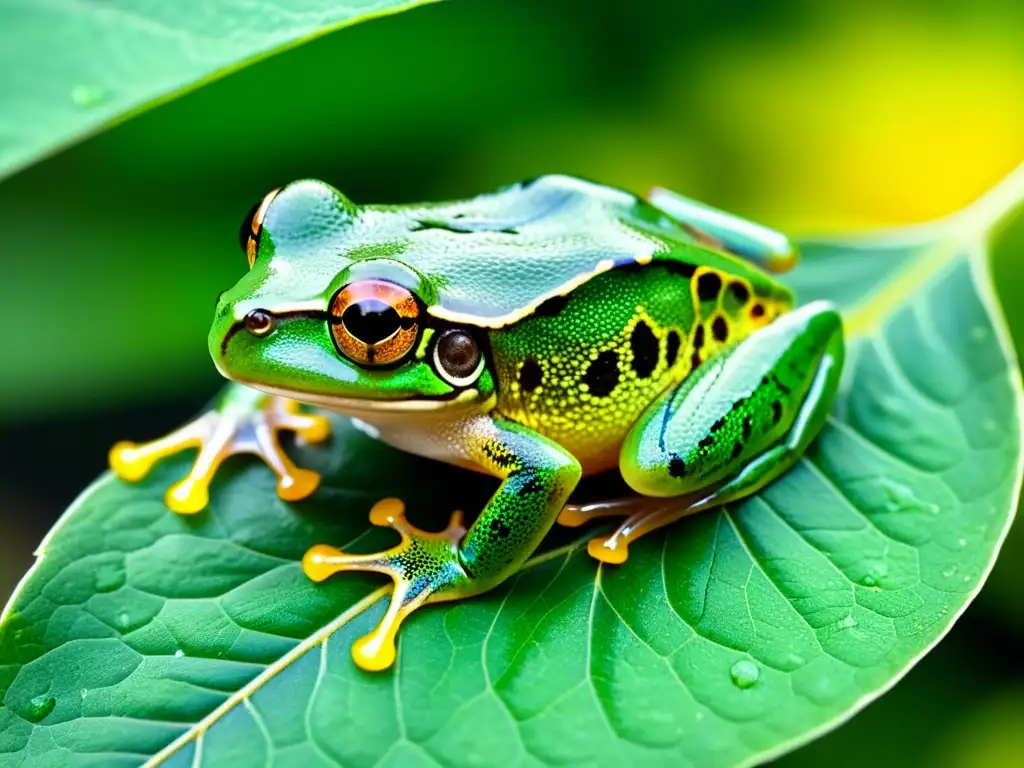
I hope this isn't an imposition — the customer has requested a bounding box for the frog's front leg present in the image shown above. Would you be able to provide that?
[302,418,581,671]
[109,383,330,513]
[582,301,843,563]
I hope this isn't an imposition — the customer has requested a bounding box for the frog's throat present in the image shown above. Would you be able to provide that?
[237,382,485,417]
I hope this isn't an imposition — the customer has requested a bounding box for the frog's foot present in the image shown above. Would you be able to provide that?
[110,393,330,514]
[585,501,700,565]
[303,498,469,672]
[557,496,660,528]
[560,496,700,565]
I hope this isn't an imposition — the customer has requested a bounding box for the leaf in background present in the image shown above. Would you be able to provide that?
[0,0,440,180]
[1,168,1023,767]
[0,0,580,423]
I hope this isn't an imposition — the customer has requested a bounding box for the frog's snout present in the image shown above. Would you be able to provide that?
[208,291,244,369]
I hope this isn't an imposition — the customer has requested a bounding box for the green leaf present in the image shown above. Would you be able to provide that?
[0,0,440,180]
[2,168,1023,767]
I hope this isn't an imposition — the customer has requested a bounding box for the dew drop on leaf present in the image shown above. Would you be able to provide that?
[25,694,55,722]
[70,85,107,108]
[858,559,889,587]
[835,615,858,631]
[880,479,938,515]
[730,660,760,689]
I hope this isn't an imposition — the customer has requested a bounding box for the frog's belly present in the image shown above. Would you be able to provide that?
[344,405,625,478]
[520,422,625,476]
[494,391,655,477]
[343,410,483,472]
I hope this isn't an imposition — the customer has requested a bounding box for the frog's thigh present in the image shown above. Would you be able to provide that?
[646,187,798,273]
[599,303,843,563]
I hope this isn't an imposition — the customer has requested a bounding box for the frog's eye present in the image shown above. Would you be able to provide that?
[330,280,420,366]
[433,328,484,387]
[239,188,281,268]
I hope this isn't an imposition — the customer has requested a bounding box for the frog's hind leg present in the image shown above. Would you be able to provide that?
[590,301,844,564]
[647,187,798,274]
[110,383,329,513]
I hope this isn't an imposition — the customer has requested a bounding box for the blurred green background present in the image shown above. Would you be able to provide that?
[1,0,1022,764]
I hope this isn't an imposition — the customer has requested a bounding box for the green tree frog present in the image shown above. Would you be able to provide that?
[110,176,843,671]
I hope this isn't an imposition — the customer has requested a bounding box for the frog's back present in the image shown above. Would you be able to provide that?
[490,258,791,474]
[362,175,791,330]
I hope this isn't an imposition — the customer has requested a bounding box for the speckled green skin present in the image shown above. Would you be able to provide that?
[205,175,844,668]
[489,262,792,473]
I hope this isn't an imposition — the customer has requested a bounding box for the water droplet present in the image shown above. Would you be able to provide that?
[730,659,760,689]
[25,694,55,722]
[80,688,88,700]
[71,84,107,108]
[858,560,888,588]
[962,575,971,583]
[957,538,968,549]
[943,565,958,578]
[971,326,988,341]
[835,615,858,630]
[174,649,185,658]
[881,479,938,515]
[116,612,130,629]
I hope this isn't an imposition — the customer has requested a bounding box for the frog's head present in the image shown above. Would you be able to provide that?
[209,180,494,416]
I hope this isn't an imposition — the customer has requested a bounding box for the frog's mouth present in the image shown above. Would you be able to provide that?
[240,381,486,417]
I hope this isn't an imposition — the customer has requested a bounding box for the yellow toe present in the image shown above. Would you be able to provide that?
[352,631,397,672]
[166,478,210,515]
[369,497,406,527]
[109,442,153,482]
[297,415,331,444]
[557,505,590,528]
[277,469,320,502]
[587,538,629,565]
[303,544,343,582]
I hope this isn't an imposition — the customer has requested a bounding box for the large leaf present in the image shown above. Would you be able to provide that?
[0,0,439,180]
[2,169,1023,767]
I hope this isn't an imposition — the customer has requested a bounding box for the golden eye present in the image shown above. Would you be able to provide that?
[239,188,281,268]
[329,280,420,366]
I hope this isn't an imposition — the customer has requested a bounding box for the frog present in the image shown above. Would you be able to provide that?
[110,175,844,671]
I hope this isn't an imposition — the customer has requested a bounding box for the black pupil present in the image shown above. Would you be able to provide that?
[439,331,480,378]
[239,201,260,254]
[342,299,401,344]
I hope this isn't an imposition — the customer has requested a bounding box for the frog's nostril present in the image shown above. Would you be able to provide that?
[244,309,275,337]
